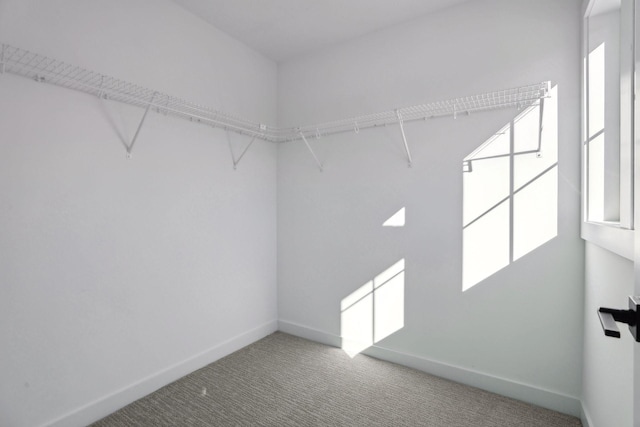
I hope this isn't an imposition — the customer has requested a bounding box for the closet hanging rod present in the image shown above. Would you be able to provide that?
[1,44,549,143]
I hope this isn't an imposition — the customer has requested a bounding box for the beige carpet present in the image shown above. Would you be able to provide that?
[92,332,582,426]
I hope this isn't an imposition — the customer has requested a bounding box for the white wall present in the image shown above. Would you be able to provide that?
[277,0,584,415]
[0,1,278,426]
[581,244,633,427]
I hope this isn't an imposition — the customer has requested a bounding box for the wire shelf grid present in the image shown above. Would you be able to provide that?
[1,44,549,144]
[288,83,549,141]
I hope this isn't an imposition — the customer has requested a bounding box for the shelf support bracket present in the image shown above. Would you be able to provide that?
[536,96,545,156]
[299,131,323,172]
[0,44,5,74]
[227,133,257,170]
[126,91,156,158]
[97,75,105,99]
[396,110,413,167]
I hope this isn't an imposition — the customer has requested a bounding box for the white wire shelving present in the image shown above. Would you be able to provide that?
[1,43,549,166]
[0,44,274,141]
[285,83,549,139]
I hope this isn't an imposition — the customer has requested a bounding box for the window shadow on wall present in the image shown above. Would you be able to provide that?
[462,86,558,291]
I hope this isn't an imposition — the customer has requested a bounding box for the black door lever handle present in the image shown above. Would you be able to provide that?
[598,297,640,342]
[598,308,631,337]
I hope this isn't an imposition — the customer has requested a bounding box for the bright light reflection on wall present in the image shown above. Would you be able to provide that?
[462,86,558,291]
[340,259,405,357]
[383,207,405,227]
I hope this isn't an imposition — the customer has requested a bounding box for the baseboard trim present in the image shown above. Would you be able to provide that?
[278,319,581,418]
[581,402,594,427]
[44,320,278,427]
[278,319,342,347]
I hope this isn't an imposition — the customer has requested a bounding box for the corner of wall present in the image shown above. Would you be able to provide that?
[581,402,594,427]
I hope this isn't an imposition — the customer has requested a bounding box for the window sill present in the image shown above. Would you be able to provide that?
[581,221,633,260]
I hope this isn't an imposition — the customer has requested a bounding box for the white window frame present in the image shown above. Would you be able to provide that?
[581,0,636,261]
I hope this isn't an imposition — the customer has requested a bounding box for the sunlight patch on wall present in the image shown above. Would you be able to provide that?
[462,86,558,291]
[513,166,558,261]
[340,259,405,357]
[383,207,405,227]
[462,203,510,290]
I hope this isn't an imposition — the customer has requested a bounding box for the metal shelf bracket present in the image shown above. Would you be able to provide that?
[126,91,156,158]
[396,109,413,168]
[0,44,5,74]
[299,131,323,172]
[227,133,257,170]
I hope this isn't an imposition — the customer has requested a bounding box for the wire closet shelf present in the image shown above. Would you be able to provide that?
[0,43,549,144]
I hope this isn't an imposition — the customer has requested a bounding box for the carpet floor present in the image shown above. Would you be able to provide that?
[92,332,582,426]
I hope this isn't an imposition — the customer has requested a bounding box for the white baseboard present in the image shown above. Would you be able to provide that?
[44,320,278,427]
[278,319,582,418]
[580,403,593,427]
[278,319,342,347]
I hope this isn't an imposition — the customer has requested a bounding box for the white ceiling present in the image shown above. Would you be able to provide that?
[172,0,474,62]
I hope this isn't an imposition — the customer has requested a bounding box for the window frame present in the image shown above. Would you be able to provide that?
[581,0,635,261]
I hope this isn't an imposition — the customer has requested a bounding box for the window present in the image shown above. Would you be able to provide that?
[582,0,635,259]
